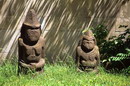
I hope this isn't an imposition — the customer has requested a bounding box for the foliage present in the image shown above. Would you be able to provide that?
[90,24,130,71]
[108,48,130,62]
[91,24,108,46]
[0,63,130,86]
[105,48,130,74]
[101,28,130,59]
[101,28,130,71]
[120,66,130,75]
[91,24,130,59]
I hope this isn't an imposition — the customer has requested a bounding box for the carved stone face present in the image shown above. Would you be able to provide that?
[25,28,41,42]
[82,36,95,50]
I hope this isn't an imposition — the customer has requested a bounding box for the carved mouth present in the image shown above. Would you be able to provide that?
[29,55,36,57]
[27,55,40,62]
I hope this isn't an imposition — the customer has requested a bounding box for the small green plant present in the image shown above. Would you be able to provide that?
[103,48,130,74]
[108,48,130,62]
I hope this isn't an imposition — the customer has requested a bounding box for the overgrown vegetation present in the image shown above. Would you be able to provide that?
[91,24,130,73]
[0,62,130,86]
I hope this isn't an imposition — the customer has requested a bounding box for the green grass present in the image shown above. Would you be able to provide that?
[0,63,130,86]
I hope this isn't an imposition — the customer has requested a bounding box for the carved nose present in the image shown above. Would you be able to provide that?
[32,48,35,55]
[31,48,39,56]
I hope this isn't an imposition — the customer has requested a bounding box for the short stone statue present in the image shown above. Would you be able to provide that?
[18,9,45,74]
[76,30,100,73]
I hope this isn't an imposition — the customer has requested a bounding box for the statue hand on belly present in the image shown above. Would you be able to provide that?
[20,61,36,69]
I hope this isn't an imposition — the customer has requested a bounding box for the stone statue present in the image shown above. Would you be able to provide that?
[76,30,100,73]
[18,9,45,74]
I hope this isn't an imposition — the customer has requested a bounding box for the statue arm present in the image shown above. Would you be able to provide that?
[34,38,45,68]
[76,46,85,69]
[18,38,25,66]
[96,51,100,66]
[18,38,33,69]
[18,38,22,62]
[18,38,24,46]
[19,61,35,69]
[39,36,45,58]
[20,59,45,69]
[42,39,45,58]
[30,58,45,68]
[18,38,29,47]
[76,48,80,68]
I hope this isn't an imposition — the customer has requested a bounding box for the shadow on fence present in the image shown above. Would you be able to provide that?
[0,0,129,63]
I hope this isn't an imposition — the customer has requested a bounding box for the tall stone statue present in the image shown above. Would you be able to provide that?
[18,9,45,74]
[76,30,100,73]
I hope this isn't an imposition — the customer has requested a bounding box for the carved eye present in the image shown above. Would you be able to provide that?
[83,38,87,40]
[26,48,32,56]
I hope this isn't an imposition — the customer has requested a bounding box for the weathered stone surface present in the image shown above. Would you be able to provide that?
[76,30,100,73]
[18,9,45,74]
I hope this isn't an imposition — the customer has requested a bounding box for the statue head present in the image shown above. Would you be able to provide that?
[21,9,41,43]
[81,30,96,51]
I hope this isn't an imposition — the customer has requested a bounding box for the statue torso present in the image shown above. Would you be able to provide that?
[19,37,45,63]
[77,45,99,67]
